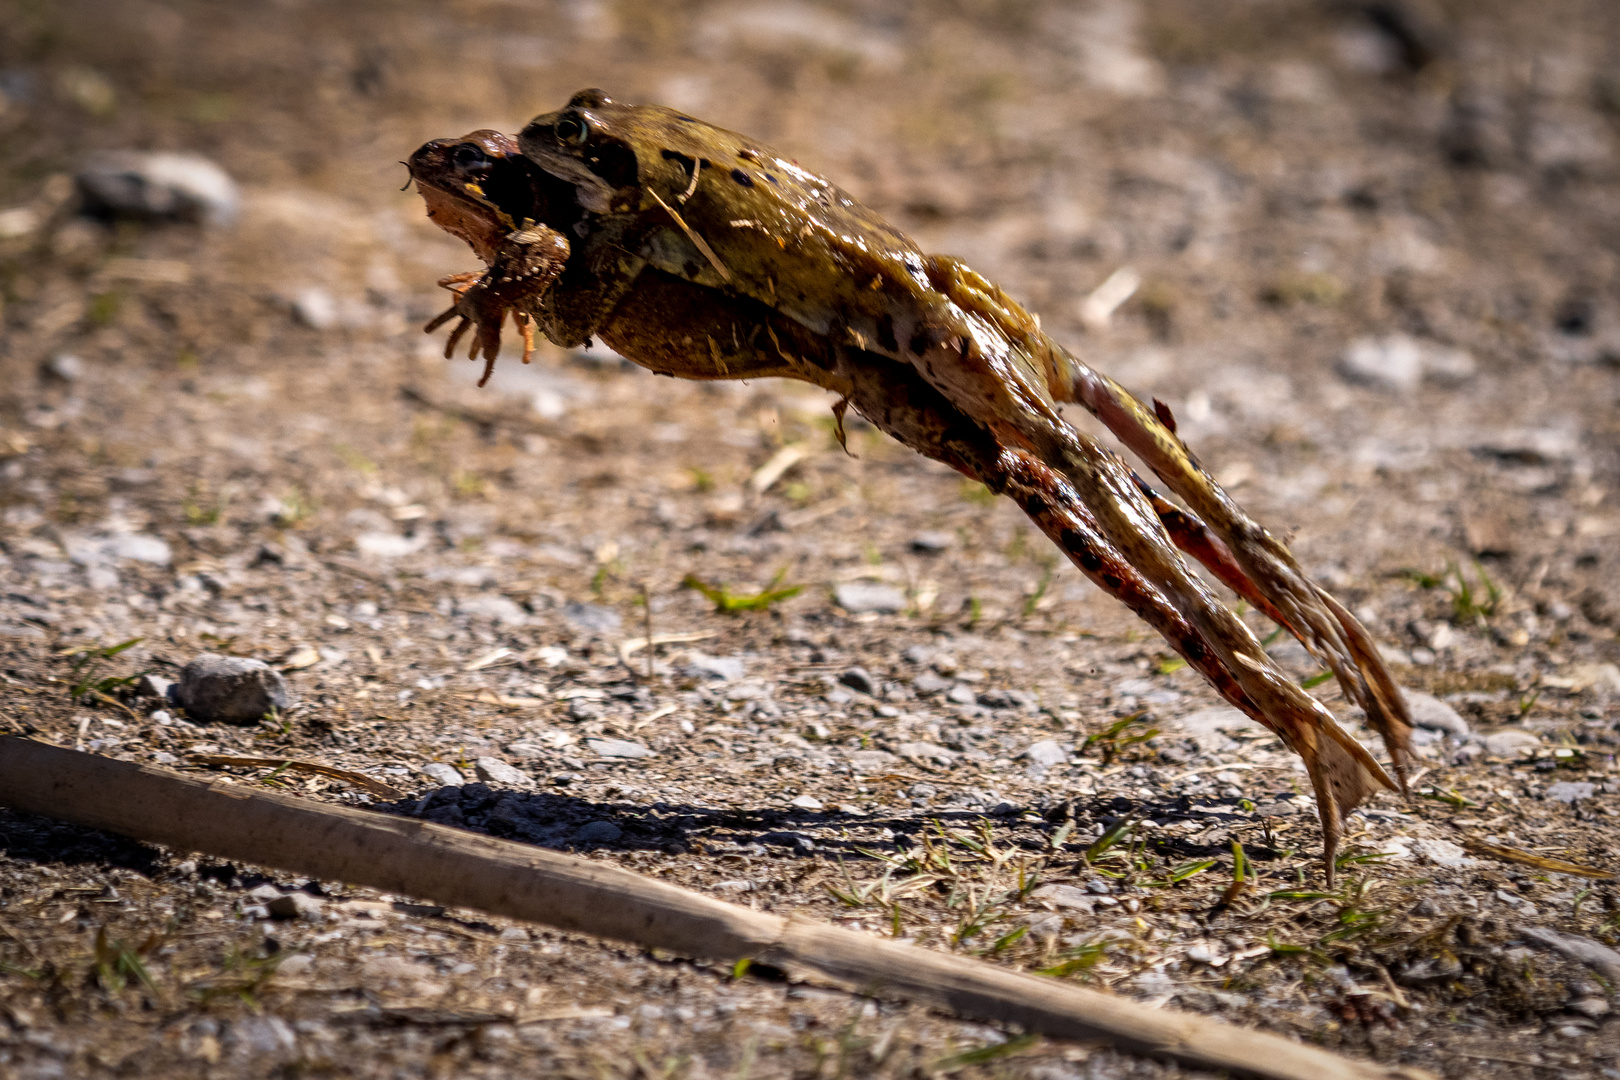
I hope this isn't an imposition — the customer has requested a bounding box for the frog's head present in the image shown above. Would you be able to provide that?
[518,90,648,214]
[408,130,576,263]
[408,130,533,262]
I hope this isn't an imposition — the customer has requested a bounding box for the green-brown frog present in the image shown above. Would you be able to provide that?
[409,96,1415,875]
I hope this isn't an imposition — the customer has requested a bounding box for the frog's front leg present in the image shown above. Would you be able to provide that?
[424,223,571,385]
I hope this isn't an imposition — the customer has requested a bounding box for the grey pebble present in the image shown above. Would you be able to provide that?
[1403,688,1471,735]
[846,749,898,773]
[575,820,624,845]
[946,684,977,705]
[838,666,875,695]
[909,531,952,553]
[897,741,957,768]
[473,757,532,787]
[77,150,240,226]
[568,697,603,722]
[45,353,84,381]
[174,653,293,724]
[1546,781,1596,804]
[1484,730,1541,757]
[419,762,464,787]
[912,671,952,695]
[584,737,655,759]
[833,582,905,614]
[686,653,747,681]
[1029,883,1095,913]
[563,601,621,633]
[1020,740,1070,768]
[456,594,529,626]
[266,892,323,921]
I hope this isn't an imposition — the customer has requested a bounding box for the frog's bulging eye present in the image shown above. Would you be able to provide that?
[451,144,488,169]
[555,116,590,145]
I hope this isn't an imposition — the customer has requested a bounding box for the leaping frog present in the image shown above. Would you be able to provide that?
[408,94,1415,877]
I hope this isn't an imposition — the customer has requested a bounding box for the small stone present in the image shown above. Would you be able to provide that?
[1030,883,1096,913]
[246,883,283,904]
[473,757,532,787]
[360,956,437,987]
[77,150,240,226]
[353,532,426,559]
[1337,334,1477,392]
[174,654,294,724]
[978,688,1034,710]
[1484,730,1541,757]
[909,531,952,553]
[946,684,977,705]
[897,742,957,768]
[575,820,623,845]
[846,749,899,773]
[584,737,655,759]
[292,287,337,330]
[1339,335,1422,391]
[833,582,905,614]
[563,601,621,633]
[137,673,174,700]
[788,794,825,810]
[686,653,747,681]
[912,672,952,695]
[420,762,464,787]
[568,698,603,722]
[1185,945,1221,965]
[1167,705,1249,749]
[498,926,530,942]
[265,892,323,921]
[1569,998,1611,1020]
[1546,781,1597,804]
[838,666,876,695]
[151,750,178,765]
[456,594,529,626]
[1403,689,1471,735]
[1413,838,1474,868]
[1020,740,1070,767]
[45,353,84,382]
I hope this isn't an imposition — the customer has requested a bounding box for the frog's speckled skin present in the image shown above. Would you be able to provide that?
[412,95,1414,875]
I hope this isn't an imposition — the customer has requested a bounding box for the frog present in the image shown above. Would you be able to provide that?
[409,99,1414,877]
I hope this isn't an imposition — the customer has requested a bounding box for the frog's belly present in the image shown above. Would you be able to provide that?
[601,269,844,392]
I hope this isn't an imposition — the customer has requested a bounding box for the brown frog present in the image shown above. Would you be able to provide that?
[408,100,1414,875]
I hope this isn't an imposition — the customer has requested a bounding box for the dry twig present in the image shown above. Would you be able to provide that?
[0,736,1430,1080]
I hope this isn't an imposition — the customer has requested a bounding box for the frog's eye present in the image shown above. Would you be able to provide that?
[554,115,590,145]
[451,144,488,168]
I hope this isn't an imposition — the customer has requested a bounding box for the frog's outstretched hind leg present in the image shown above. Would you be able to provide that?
[1054,352,1414,790]
[983,446,1385,879]
[832,353,1388,879]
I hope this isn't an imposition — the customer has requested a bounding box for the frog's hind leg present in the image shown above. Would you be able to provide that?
[1051,351,1414,789]
[834,352,1388,879]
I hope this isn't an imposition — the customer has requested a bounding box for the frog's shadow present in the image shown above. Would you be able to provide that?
[386,784,1257,864]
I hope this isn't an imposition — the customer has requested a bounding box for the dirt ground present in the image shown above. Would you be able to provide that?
[1,1,1619,1077]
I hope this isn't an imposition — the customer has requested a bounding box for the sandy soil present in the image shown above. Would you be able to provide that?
[1,1,1619,1077]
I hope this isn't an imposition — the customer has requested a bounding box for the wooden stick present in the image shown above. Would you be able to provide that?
[0,736,1429,1080]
